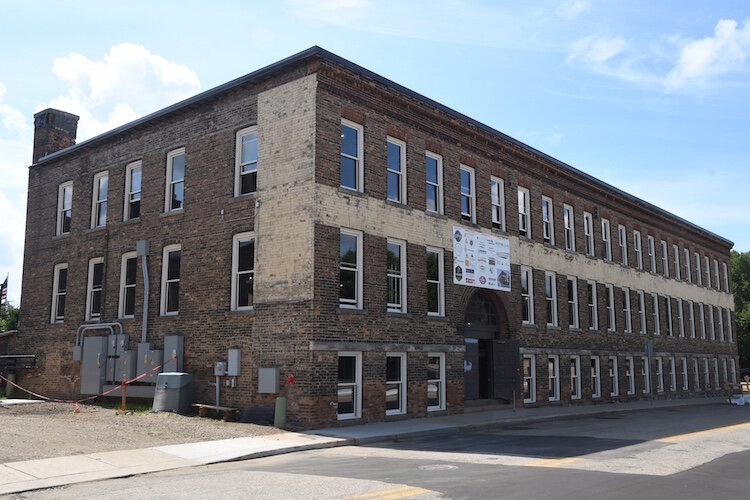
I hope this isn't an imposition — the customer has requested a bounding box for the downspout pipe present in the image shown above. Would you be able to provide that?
[136,240,150,344]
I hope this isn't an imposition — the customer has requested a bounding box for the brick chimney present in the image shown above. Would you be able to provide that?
[32,108,79,163]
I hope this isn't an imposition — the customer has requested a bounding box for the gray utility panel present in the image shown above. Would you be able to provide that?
[163,335,184,372]
[137,342,163,383]
[81,336,108,395]
[115,350,137,382]
[152,372,193,413]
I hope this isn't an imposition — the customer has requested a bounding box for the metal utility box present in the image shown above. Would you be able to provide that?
[81,336,108,395]
[258,367,280,394]
[152,372,193,413]
[228,348,241,376]
[163,335,184,372]
[214,361,227,376]
[107,334,129,357]
[115,350,137,382]
[137,342,162,383]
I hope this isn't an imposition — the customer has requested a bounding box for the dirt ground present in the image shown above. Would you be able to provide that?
[0,401,283,463]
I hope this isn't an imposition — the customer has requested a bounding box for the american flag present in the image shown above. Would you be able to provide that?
[0,275,7,304]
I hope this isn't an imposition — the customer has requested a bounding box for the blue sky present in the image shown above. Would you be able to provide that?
[1,0,749,305]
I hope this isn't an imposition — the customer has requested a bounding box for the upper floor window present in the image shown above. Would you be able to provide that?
[652,293,660,335]
[647,235,656,272]
[56,181,73,236]
[605,284,615,332]
[622,287,632,333]
[491,177,505,231]
[51,263,68,323]
[124,161,142,221]
[587,281,598,330]
[340,229,363,309]
[661,241,669,278]
[386,137,406,204]
[518,187,531,238]
[633,231,642,270]
[713,259,720,290]
[583,212,594,256]
[235,126,258,196]
[637,291,646,334]
[673,244,681,280]
[722,262,729,292]
[618,224,628,266]
[601,219,612,261]
[460,165,476,223]
[545,271,558,327]
[160,244,181,315]
[542,196,554,245]
[165,148,185,212]
[695,252,702,285]
[521,266,534,325]
[86,257,105,321]
[684,248,691,283]
[563,204,575,251]
[705,255,711,287]
[119,252,137,319]
[340,119,363,192]
[90,171,108,229]
[231,232,255,311]
[426,247,444,316]
[387,239,407,313]
[567,276,579,328]
[425,152,443,214]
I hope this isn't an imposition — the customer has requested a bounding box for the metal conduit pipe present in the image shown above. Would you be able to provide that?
[75,323,122,348]
[137,240,149,344]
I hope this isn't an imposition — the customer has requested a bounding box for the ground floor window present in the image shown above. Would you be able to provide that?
[386,353,407,415]
[591,357,601,398]
[668,357,676,392]
[656,358,664,393]
[337,352,362,420]
[548,356,559,402]
[681,357,689,391]
[523,355,536,403]
[641,357,650,394]
[609,357,619,397]
[427,353,445,411]
[570,356,581,400]
[626,357,635,395]
[693,359,700,390]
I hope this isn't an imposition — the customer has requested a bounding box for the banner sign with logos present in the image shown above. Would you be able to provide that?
[452,226,511,292]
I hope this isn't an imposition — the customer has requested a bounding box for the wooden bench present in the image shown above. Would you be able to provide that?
[192,403,239,422]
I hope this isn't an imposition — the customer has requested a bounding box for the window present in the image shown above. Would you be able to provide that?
[591,357,601,398]
[426,248,444,316]
[652,293,660,335]
[718,307,725,341]
[338,352,362,419]
[386,239,406,313]
[491,176,505,230]
[722,358,728,386]
[668,357,676,391]
[386,353,406,415]
[427,353,445,411]
[682,357,689,391]
[684,249,691,282]
[340,120,363,192]
[713,358,720,389]
[713,259,720,290]
[425,152,443,214]
[708,306,715,340]
[545,272,558,327]
[677,299,684,337]
[601,219,612,261]
[460,165,476,223]
[647,235,656,272]
[618,225,628,266]
[727,309,733,343]
[699,303,706,339]
[119,252,137,319]
[622,288,632,333]
[695,253,702,286]
[542,196,554,245]
[235,126,258,196]
[693,359,700,390]
[160,244,181,315]
[231,232,255,311]
[605,284,615,332]
[548,356,560,401]
[340,229,363,309]
[56,181,73,236]
[165,148,185,212]
[85,257,105,321]
[633,230,642,270]
[705,255,711,287]
[563,205,575,251]
[521,266,534,325]
[523,355,536,403]
[703,359,710,389]
[567,277,579,328]
[386,137,406,204]
[587,281,598,330]
[661,241,669,278]
[90,171,108,228]
[656,357,664,392]
[124,161,142,220]
[673,244,680,280]
[518,187,530,238]
[641,357,651,394]
[723,262,729,292]
[626,357,635,395]
[665,297,673,336]
[51,263,68,323]
[637,291,646,334]
[570,356,581,400]
[583,212,594,256]
[688,301,695,338]
[731,358,737,384]
[609,357,619,397]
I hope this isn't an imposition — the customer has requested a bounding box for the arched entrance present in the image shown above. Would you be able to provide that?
[463,291,518,402]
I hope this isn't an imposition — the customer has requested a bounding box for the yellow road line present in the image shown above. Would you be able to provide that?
[525,456,580,468]
[657,421,750,443]
[345,485,430,500]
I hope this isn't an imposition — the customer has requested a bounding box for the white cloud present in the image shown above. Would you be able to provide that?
[665,19,750,91]
[557,0,590,20]
[0,83,29,134]
[568,35,627,64]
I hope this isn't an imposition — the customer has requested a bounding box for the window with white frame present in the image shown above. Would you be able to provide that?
[602,219,612,261]
[668,357,676,391]
[51,263,68,323]
[652,293,661,335]
[731,358,737,384]
[231,232,255,311]
[682,357,689,391]
[386,353,406,415]
[564,204,575,251]
[637,291,646,334]
[618,225,628,266]
[713,259,720,290]
[722,262,729,292]
[642,356,651,394]
[425,152,443,214]
[609,356,619,397]
[713,358,720,389]
[85,257,105,321]
[427,353,446,410]
[699,303,706,339]
[521,266,534,325]
[235,126,258,196]
[656,357,664,392]
[165,148,185,212]
[548,356,560,401]
[386,137,406,204]
[606,284,615,332]
[523,355,536,403]
[460,165,476,223]
[426,248,444,316]
[386,239,406,313]
[626,356,635,395]
[518,187,531,238]
[591,357,601,398]
[587,281,598,330]
[677,299,685,337]
[722,358,728,386]
[661,241,669,277]
[718,306,724,341]
[673,244,680,280]
[693,358,700,390]
[337,351,362,419]
[709,305,715,340]
[665,297,673,336]
[567,277,579,328]
[705,255,711,287]
[545,272,558,326]
[684,248,691,282]
[727,309,733,343]
[647,235,656,272]
[491,176,505,230]
[695,253,702,285]
[90,171,108,229]
[570,356,581,400]
[688,301,695,338]
[160,245,181,315]
[339,229,363,309]
[124,161,142,221]
[703,358,710,389]
[622,288,632,333]
[583,212,594,256]
[56,181,73,236]
[340,119,363,192]
[119,252,137,319]
[633,230,642,270]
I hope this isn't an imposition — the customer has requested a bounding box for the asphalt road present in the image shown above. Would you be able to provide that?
[18,404,750,500]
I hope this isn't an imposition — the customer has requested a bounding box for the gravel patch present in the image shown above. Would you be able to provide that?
[0,402,283,463]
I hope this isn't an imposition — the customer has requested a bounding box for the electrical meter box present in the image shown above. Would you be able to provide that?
[228,348,241,376]
[214,361,227,376]
[163,335,184,372]
[107,334,129,356]
[258,367,280,394]
[115,350,137,382]
[81,336,108,395]
[137,342,163,383]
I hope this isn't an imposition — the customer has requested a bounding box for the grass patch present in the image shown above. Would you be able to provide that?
[92,398,153,414]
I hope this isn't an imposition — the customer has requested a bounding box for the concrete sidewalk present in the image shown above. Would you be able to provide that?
[0,396,730,495]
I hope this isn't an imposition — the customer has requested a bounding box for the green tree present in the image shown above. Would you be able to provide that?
[0,302,19,332]
[731,250,750,367]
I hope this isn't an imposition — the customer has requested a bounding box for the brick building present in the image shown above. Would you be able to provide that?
[16,47,737,429]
